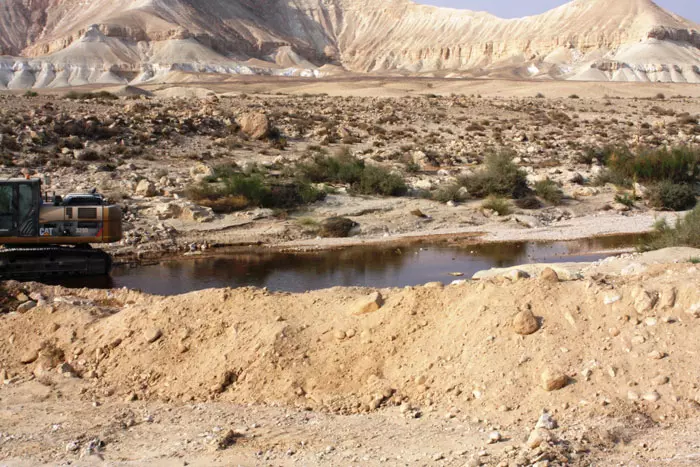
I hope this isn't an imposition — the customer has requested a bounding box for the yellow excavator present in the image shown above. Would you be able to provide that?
[0,178,122,278]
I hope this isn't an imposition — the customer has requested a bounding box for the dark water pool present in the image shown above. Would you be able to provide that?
[48,235,643,295]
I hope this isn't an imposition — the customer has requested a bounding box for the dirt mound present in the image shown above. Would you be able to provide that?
[1,250,698,426]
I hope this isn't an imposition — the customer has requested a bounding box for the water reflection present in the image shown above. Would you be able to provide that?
[58,235,637,295]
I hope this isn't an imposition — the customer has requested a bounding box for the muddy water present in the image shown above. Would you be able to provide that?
[53,235,644,295]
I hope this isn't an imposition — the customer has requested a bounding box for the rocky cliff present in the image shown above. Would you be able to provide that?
[0,0,698,88]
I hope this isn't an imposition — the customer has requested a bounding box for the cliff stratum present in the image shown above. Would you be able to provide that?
[0,0,699,88]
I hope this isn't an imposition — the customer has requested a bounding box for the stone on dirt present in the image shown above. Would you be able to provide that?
[512,308,539,335]
[539,267,559,283]
[353,292,384,315]
[541,369,569,391]
[238,112,270,139]
[145,328,163,343]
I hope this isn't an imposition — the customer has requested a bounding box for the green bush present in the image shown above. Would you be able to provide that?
[295,150,406,197]
[534,179,564,205]
[614,192,636,208]
[643,205,700,250]
[482,196,511,216]
[459,151,529,199]
[433,183,466,203]
[646,181,697,211]
[606,146,699,185]
[297,150,364,185]
[356,165,407,196]
[65,91,119,101]
[186,172,325,213]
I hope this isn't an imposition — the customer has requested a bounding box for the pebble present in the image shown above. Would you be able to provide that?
[353,292,384,315]
[648,350,665,360]
[651,375,669,386]
[487,431,502,444]
[642,391,661,402]
[512,308,539,335]
[145,328,163,343]
[535,411,557,429]
[334,330,347,340]
[19,349,39,364]
[16,301,37,313]
[527,429,548,449]
[539,267,559,283]
[541,369,569,391]
[65,440,80,452]
[604,295,621,305]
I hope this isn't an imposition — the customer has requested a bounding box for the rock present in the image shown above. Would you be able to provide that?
[512,308,539,335]
[238,112,270,139]
[634,290,657,314]
[58,362,78,377]
[526,429,549,449]
[541,369,569,391]
[135,179,156,197]
[354,292,384,315]
[216,430,243,450]
[66,440,80,452]
[319,217,358,238]
[334,330,347,340]
[651,375,669,386]
[648,350,665,360]
[658,286,677,309]
[604,295,621,305]
[19,349,39,364]
[145,328,163,343]
[190,163,214,181]
[535,411,557,429]
[686,303,700,318]
[505,269,530,281]
[487,431,502,444]
[642,391,661,402]
[16,300,37,313]
[539,267,559,283]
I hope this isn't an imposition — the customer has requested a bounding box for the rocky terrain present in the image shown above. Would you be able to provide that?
[0,0,698,88]
[0,247,699,465]
[1,80,699,262]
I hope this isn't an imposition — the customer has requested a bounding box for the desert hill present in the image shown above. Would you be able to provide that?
[0,0,698,88]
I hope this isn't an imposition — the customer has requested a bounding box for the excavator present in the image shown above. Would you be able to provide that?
[0,178,122,278]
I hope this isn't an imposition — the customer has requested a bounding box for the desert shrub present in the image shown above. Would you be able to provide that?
[433,183,466,203]
[606,146,699,184]
[646,181,697,211]
[515,195,542,210]
[319,217,357,238]
[614,192,636,208]
[459,151,529,199]
[65,91,118,101]
[296,150,364,185]
[24,90,38,98]
[186,172,325,213]
[356,165,407,196]
[295,150,406,197]
[642,205,700,250]
[534,179,564,205]
[482,196,511,216]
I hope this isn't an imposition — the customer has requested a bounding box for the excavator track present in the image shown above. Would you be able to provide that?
[0,247,112,279]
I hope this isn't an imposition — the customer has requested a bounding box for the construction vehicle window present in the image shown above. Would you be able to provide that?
[18,184,37,236]
[0,187,12,214]
[0,186,14,232]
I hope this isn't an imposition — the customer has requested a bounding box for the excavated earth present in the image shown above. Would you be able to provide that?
[0,247,700,465]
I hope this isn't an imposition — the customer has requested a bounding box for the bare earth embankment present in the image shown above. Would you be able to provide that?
[0,247,699,465]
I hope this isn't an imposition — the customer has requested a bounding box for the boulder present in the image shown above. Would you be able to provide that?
[135,179,156,197]
[239,112,270,139]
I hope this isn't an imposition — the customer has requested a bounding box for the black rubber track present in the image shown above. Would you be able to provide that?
[0,247,112,279]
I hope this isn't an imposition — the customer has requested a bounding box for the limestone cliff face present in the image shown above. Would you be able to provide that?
[0,0,698,88]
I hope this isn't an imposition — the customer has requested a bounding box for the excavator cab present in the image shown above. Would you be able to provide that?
[0,179,40,239]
